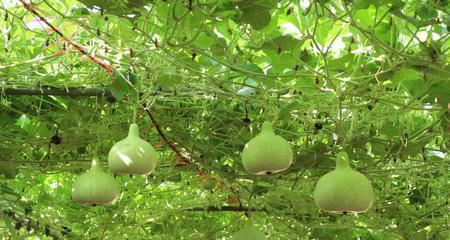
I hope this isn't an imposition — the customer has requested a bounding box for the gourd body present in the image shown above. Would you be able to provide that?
[242,121,293,175]
[72,164,120,206]
[313,152,374,214]
[231,225,266,240]
[108,124,157,175]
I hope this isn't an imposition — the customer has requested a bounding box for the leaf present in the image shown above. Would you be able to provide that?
[193,32,215,49]
[210,38,227,56]
[379,121,402,137]
[70,7,90,16]
[263,35,304,53]
[391,68,424,97]
[353,8,375,29]
[156,74,182,89]
[374,22,391,42]
[109,70,136,101]
[241,8,271,30]
[278,101,300,121]
[353,0,372,9]
[241,63,264,74]
[424,68,450,107]
[417,6,438,20]
[268,53,297,72]
[237,79,258,96]
[368,140,389,156]
[188,9,206,27]
[236,0,277,10]
[328,54,355,71]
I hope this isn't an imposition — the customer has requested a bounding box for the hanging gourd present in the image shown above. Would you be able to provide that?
[72,161,120,206]
[313,152,374,214]
[108,123,157,175]
[231,223,266,240]
[241,121,293,175]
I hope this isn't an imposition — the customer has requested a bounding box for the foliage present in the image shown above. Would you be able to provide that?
[0,0,449,239]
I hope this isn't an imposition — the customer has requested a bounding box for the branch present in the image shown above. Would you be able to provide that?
[390,7,439,28]
[144,108,191,165]
[18,0,113,73]
[184,206,264,212]
[3,87,112,97]
[1,87,202,97]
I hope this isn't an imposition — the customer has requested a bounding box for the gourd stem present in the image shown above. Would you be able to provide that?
[133,70,140,124]
[133,107,138,124]
[261,121,273,133]
[128,123,140,137]
[91,159,100,171]
[336,152,350,169]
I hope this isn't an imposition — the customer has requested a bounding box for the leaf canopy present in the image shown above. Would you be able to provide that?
[0,0,449,239]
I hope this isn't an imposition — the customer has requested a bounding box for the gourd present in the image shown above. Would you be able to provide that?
[108,123,157,175]
[231,224,266,240]
[72,162,120,206]
[313,152,374,214]
[242,121,293,175]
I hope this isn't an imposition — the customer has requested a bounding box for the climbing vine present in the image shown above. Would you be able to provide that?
[0,0,449,239]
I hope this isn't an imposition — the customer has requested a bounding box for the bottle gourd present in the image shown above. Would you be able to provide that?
[108,124,157,175]
[313,152,374,214]
[241,121,293,175]
[72,162,120,206]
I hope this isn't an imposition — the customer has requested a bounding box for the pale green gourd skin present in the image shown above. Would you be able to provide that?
[231,225,266,240]
[72,164,120,206]
[242,121,293,175]
[313,152,374,214]
[108,124,157,175]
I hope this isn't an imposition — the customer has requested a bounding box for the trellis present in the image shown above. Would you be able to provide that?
[0,0,449,239]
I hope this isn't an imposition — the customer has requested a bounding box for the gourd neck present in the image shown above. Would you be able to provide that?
[128,123,140,138]
[261,121,273,133]
[90,160,101,172]
[335,152,351,169]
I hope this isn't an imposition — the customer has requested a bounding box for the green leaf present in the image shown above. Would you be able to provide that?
[353,0,372,9]
[424,68,450,107]
[241,8,271,30]
[374,22,391,42]
[156,74,182,89]
[391,68,424,97]
[278,101,300,121]
[109,71,135,101]
[193,32,215,49]
[354,8,375,29]
[417,6,438,20]
[188,9,206,27]
[236,0,277,10]
[210,39,227,56]
[262,35,304,52]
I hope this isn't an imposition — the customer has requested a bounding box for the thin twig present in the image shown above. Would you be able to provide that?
[144,107,191,165]
[18,0,113,73]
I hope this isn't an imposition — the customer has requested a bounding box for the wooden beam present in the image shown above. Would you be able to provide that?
[185,206,264,212]
[3,87,112,97]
